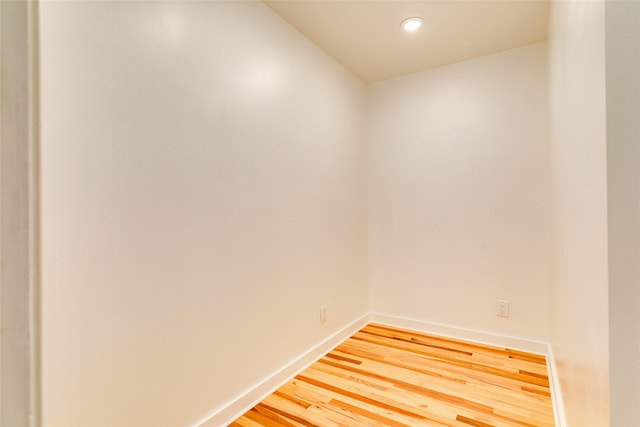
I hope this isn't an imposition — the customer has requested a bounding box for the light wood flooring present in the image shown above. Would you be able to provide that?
[231,323,554,427]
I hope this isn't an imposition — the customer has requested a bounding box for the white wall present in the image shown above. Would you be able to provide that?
[368,43,551,341]
[547,1,609,425]
[38,2,633,426]
[606,1,640,425]
[39,2,367,426]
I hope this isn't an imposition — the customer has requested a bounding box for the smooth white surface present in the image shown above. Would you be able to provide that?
[39,2,367,426]
[547,1,610,425]
[265,0,549,82]
[606,1,640,425]
[368,43,551,341]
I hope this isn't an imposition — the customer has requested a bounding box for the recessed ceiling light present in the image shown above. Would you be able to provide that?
[401,17,424,32]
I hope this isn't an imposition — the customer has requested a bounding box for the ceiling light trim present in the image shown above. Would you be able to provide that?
[401,17,424,32]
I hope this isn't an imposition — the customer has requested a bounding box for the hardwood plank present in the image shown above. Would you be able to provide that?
[321,354,552,418]
[273,391,312,410]
[230,418,264,427]
[232,324,554,426]
[365,324,547,365]
[328,399,413,427]
[349,332,550,387]
[295,373,430,421]
[260,394,319,427]
[288,373,461,426]
[456,414,495,427]
[336,339,548,393]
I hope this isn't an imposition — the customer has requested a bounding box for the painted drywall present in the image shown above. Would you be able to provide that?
[367,43,551,341]
[606,1,640,425]
[547,1,609,425]
[39,2,367,426]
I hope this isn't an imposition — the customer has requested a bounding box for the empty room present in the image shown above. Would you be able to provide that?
[1,0,638,426]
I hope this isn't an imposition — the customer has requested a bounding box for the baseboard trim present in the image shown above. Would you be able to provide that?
[196,312,566,427]
[546,344,567,427]
[369,312,549,355]
[195,313,370,427]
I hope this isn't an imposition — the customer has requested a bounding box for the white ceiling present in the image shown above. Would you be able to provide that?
[264,0,550,83]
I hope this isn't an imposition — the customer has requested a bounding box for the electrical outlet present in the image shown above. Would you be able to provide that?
[320,305,327,324]
[496,299,510,318]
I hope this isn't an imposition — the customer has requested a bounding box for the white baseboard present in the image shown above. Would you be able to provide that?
[195,312,566,427]
[195,313,370,427]
[546,344,567,427]
[369,312,550,355]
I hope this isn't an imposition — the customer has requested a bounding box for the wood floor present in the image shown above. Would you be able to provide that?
[231,323,554,427]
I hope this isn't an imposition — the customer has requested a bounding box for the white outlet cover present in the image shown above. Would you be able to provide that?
[496,299,510,317]
[320,305,327,324]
